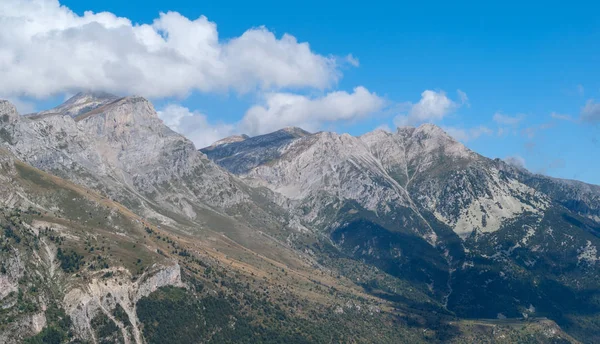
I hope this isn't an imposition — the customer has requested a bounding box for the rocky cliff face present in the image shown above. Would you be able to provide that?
[0,94,262,222]
[0,147,183,343]
[203,124,560,241]
[64,264,182,344]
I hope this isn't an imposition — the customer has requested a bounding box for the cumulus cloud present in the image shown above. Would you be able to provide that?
[159,87,384,146]
[493,112,524,125]
[240,87,385,135]
[158,104,235,148]
[581,99,600,123]
[0,0,349,98]
[394,90,466,126]
[443,126,493,142]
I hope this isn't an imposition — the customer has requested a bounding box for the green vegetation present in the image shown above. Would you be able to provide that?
[25,304,72,344]
[56,248,83,273]
[91,312,123,344]
[112,304,131,328]
[137,279,429,344]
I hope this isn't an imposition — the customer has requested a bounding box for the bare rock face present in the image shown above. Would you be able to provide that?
[359,125,551,238]
[65,264,182,344]
[204,124,558,240]
[210,128,438,240]
[0,101,19,125]
[208,134,250,148]
[35,91,120,118]
[0,95,249,219]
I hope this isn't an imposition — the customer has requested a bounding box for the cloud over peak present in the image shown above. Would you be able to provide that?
[241,87,385,135]
[394,89,467,126]
[158,87,385,147]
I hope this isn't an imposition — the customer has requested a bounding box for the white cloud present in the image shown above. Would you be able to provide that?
[394,90,465,126]
[158,104,235,148]
[345,54,360,67]
[375,124,392,133]
[493,112,524,125]
[0,0,348,99]
[443,126,492,142]
[159,86,384,145]
[581,99,600,123]
[240,87,385,135]
[1,96,37,114]
[550,112,575,122]
[504,155,526,169]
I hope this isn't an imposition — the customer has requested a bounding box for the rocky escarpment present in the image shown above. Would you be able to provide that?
[204,124,557,241]
[0,101,20,125]
[65,264,182,344]
[210,128,440,242]
[0,95,253,220]
[202,127,310,175]
[0,149,187,343]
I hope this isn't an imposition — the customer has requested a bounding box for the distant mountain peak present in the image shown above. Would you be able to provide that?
[279,126,311,137]
[64,91,119,104]
[396,123,451,138]
[36,91,121,118]
[207,134,250,148]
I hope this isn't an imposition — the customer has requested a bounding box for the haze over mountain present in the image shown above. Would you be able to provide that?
[0,93,598,343]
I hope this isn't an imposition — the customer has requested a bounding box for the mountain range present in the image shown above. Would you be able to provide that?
[1,92,599,343]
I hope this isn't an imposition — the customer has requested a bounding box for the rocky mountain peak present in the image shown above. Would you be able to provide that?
[279,126,311,137]
[36,91,120,118]
[65,91,118,104]
[208,134,250,148]
[75,96,166,131]
[396,123,454,144]
[0,100,19,124]
[397,123,474,161]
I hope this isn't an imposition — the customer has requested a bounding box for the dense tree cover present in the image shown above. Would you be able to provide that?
[56,248,84,273]
[136,286,422,344]
[25,304,72,344]
[91,312,123,344]
[112,304,131,328]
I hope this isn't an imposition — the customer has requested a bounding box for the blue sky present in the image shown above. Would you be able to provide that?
[1,0,599,184]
